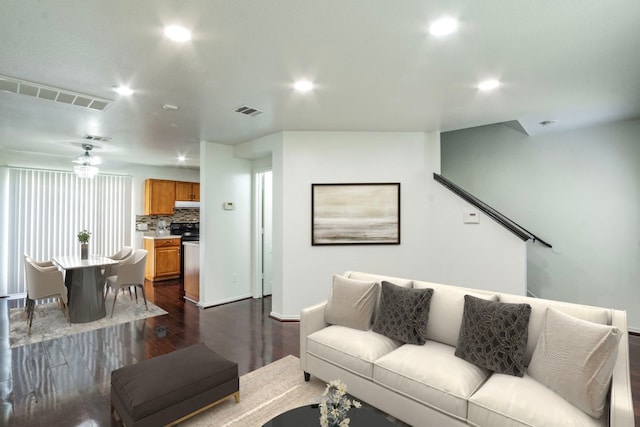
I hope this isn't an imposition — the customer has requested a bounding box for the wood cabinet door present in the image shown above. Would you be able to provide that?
[145,180,175,214]
[175,181,193,201]
[154,246,180,277]
[192,183,200,201]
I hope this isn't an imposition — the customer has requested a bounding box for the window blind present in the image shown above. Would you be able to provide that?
[4,168,131,295]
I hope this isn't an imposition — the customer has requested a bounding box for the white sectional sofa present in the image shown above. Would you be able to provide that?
[300,272,634,427]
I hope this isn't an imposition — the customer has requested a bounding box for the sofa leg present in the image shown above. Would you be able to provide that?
[304,371,310,382]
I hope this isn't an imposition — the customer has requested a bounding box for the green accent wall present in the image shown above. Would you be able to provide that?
[441,119,640,330]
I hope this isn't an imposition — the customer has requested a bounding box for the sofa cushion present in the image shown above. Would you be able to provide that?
[372,281,433,344]
[455,295,531,377]
[468,372,605,427]
[528,308,621,418]
[324,275,378,331]
[373,341,491,421]
[307,325,401,379]
[414,280,498,346]
[498,294,610,366]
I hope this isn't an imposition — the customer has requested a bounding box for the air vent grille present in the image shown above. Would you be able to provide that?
[84,134,111,142]
[234,104,264,117]
[0,74,113,111]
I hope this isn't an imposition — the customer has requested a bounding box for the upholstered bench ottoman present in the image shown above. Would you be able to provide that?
[111,343,239,427]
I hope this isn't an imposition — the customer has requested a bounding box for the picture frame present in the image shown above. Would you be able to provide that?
[312,183,400,245]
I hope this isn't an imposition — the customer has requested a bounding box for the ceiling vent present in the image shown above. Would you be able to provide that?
[0,74,113,111]
[83,134,111,142]
[234,104,264,117]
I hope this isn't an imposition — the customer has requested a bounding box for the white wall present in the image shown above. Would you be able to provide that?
[199,141,253,307]
[240,131,527,319]
[441,119,640,331]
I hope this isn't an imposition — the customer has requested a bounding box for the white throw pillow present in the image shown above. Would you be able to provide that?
[528,307,621,418]
[324,275,379,331]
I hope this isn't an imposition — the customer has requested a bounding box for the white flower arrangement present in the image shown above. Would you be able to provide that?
[319,379,361,427]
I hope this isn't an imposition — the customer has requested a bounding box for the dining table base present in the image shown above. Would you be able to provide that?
[65,266,106,323]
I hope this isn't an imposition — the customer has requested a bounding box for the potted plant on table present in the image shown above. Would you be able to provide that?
[319,379,361,427]
[78,229,91,259]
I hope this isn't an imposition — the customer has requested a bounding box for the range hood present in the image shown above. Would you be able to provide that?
[175,200,200,209]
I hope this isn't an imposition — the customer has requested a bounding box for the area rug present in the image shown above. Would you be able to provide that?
[182,355,326,426]
[9,293,167,348]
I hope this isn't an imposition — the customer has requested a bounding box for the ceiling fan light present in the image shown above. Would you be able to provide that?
[74,164,99,179]
[73,144,100,178]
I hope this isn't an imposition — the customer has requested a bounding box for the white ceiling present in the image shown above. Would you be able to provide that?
[1,1,639,170]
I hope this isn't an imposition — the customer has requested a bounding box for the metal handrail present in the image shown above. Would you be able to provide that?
[433,173,552,248]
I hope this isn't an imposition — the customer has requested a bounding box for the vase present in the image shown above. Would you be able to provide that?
[81,243,89,259]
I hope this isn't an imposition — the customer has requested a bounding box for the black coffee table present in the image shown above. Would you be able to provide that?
[263,403,399,426]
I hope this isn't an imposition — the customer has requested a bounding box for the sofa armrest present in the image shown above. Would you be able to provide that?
[609,309,634,427]
[299,300,328,372]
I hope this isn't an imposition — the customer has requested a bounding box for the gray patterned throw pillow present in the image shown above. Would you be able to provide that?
[455,295,531,377]
[372,281,433,345]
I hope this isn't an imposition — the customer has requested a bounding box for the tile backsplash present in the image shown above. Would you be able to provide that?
[136,208,199,231]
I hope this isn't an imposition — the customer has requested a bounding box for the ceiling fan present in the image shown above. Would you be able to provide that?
[73,144,102,178]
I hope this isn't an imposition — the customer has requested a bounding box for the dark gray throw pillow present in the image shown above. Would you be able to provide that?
[372,281,433,345]
[455,295,531,377]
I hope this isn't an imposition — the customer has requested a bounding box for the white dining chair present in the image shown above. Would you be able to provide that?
[24,253,58,271]
[23,256,70,334]
[104,249,148,318]
[104,246,133,277]
[23,253,60,312]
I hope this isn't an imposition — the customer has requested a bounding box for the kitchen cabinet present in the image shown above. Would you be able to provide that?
[183,242,199,302]
[175,181,200,201]
[144,179,176,215]
[143,237,181,281]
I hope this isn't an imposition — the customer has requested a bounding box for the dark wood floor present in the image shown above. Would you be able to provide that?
[0,280,299,427]
[1,280,639,426]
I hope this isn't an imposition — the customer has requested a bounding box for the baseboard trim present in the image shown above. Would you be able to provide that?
[198,294,253,309]
[269,311,300,322]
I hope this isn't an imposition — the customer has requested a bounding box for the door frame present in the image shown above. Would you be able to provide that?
[252,169,272,298]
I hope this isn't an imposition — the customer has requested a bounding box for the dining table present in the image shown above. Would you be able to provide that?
[51,255,118,323]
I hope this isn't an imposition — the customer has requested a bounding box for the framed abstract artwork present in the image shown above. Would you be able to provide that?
[312,183,400,245]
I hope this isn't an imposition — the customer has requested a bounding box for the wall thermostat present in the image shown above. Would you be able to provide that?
[463,211,480,224]
[223,202,235,210]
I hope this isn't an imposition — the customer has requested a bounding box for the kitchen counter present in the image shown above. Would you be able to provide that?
[142,234,177,240]
[182,241,199,247]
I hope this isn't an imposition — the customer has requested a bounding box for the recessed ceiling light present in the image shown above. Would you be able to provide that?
[294,80,314,93]
[177,155,186,162]
[162,104,179,111]
[164,25,191,42]
[478,79,500,91]
[429,17,458,36]
[113,85,133,96]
